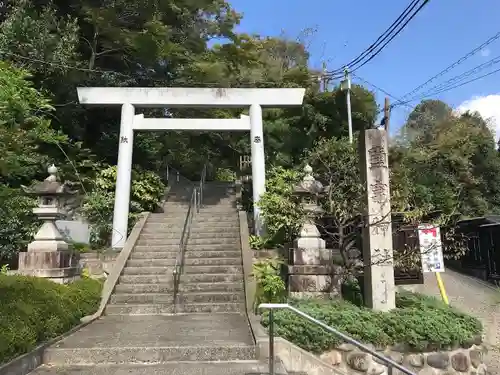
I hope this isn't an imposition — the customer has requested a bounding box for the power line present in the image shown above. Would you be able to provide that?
[352,73,413,109]
[327,0,430,77]
[399,30,500,100]
[2,51,322,87]
[392,66,500,109]
[409,54,500,100]
[327,0,421,76]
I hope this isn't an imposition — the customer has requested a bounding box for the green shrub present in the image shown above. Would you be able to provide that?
[81,165,165,247]
[214,167,236,182]
[0,275,103,364]
[260,292,482,353]
[257,166,304,245]
[252,257,286,312]
[0,186,39,262]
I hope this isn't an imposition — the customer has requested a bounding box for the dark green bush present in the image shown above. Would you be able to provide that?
[0,275,102,364]
[260,292,482,353]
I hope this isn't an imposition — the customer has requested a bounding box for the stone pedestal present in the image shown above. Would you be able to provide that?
[17,165,80,284]
[18,251,80,283]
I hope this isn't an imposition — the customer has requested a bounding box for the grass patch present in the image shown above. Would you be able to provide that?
[0,274,103,364]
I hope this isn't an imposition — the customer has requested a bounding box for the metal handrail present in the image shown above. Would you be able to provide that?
[258,303,416,375]
[172,186,197,313]
[197,163,208,213]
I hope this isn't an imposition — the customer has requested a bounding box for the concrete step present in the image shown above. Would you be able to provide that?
[184,265,243,274]
[143,223,240,230]
[186,244,241,251]
[186,238,239,245]
[180,292,245,304]
[127,258,241,267]
[165,201,237,207]
[126,257,242,268]
[43,345,256,365]
[137,238,238,246]
[142,226,239,234]
[118,273,243,284]
[122,267,172,275]
[129,251,177,259]
[114,282,243,294]
[137,232,239,239]
[136,238,181,245]
[133,244,240,252]
[110,291,243,305]
[164,207,238,213]
[110,293,174,304]
[133,245,180,252]
[126,259,176,267]
[148,216,237,224]
[130,250,242,259]
[105,302,245,315]
[29,362,267,375]
[181,282,244,293]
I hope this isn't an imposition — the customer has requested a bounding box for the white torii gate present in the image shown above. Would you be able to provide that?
[76,87,305,249]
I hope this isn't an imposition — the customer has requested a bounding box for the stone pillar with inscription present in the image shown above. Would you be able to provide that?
[358,129,396,311]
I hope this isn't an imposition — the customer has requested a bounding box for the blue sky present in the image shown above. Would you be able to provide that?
[228,0,500,135]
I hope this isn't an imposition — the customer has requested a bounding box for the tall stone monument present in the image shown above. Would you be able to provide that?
[358,129,396,311]
[17,165,80,283]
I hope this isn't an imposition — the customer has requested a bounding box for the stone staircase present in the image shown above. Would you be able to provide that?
[28,182,275,375]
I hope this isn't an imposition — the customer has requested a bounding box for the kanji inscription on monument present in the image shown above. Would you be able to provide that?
[367,145,387,169]
[359,129,396,311]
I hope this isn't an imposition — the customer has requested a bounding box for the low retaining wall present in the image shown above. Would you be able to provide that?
[79,252,118,278]
[320,343,488,375]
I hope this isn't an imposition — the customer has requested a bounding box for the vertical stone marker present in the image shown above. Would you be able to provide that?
[358,129,396,311]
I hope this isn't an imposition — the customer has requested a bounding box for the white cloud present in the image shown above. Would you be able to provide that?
[481,48,491,57]
[457,94,500,140]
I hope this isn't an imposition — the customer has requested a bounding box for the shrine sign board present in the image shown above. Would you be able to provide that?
[418,224,445,273]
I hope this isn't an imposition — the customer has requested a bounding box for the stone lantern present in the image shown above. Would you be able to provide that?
[17,165,80,283]
[288,164,340,297]
[293,164,325,251]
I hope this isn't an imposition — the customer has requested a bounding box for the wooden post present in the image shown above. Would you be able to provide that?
[383,97,390,133]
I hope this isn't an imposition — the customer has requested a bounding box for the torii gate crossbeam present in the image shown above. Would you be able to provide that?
[77,87,305,249]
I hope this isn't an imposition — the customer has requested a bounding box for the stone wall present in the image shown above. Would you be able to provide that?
[320,343,488,375]
[78,252,117,278]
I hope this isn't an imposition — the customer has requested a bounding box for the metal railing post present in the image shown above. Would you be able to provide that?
[194,188,198,211]
[269,309,275,375]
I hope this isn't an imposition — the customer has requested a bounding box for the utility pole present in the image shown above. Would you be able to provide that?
[321,61,328,92]
[341,67,353,144]
[383,97,390,134]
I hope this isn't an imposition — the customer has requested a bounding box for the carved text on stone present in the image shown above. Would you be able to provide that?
[373,248,393,266]
[367,145,387,169]
[370,179,388,206]
[370,215,390,236]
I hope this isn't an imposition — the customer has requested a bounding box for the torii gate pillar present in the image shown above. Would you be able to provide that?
[77,87,305,248]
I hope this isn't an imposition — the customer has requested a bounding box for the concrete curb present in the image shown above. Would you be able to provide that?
[81,211,150,323]
[0,212,150,375]
[239,210,256,317]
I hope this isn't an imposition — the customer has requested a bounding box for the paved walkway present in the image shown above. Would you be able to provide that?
[403,269,500,374]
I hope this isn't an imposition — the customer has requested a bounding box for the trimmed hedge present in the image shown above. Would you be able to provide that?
[0,275,102,364]
[260,292,482,353]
